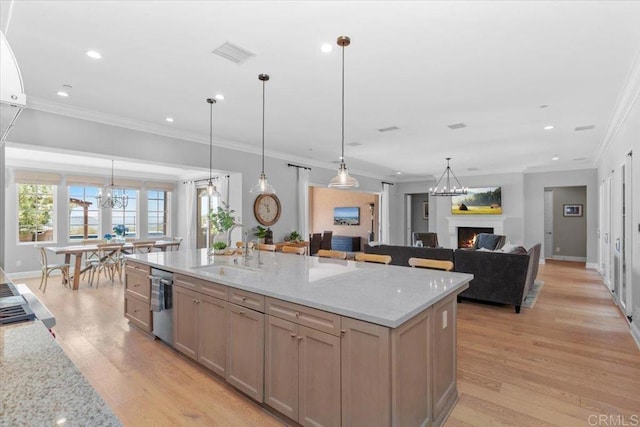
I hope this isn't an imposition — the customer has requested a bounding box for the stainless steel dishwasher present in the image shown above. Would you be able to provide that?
[149,268,174,346]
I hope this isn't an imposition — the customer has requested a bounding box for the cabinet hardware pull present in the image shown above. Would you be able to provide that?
[297,336,303,340]
[239,311,245,315]
[290,333,297,338]
[193,299,198,303]
[241,296,247,301]
[295,312,300,317]
[340,329,346,335]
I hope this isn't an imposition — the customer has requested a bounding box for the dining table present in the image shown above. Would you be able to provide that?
[45,240,180,290]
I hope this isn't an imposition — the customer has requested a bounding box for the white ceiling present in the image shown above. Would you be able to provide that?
[3,1,640,181]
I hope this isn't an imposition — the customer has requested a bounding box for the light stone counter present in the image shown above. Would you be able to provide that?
[0,321,121,427]
[128,249,472,328]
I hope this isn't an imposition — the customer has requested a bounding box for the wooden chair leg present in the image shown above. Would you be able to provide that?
[38,271,45,290]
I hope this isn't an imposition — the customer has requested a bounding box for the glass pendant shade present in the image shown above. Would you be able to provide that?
[328,162,359,189]
[250,172,275,194]
[252,74,276,195]
[207,179,221,197]
[96,160,128,209]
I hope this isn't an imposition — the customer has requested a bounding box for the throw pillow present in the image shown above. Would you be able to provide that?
[476,233,501,250]
[500,242,519,253]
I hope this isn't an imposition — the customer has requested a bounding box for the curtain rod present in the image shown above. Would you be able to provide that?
[287,163,312,170]
[182,175,230,184]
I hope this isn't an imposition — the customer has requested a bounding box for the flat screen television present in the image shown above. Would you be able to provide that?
[334,207,360,225]
[451,187,502,215]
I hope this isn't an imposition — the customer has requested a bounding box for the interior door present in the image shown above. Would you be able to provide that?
[603,175,612,290]
[543,190,553,259]
[620,153,633,316]
[611,170,621,298]
[405,194,412,246]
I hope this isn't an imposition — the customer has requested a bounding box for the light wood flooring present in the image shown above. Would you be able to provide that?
[17,260,640,426]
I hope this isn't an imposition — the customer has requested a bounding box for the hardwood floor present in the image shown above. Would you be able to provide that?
[16,260,639,426]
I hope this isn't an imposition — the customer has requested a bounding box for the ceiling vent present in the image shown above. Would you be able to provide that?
[447,123,466,130]
[575,125,595,132]
[377,126,399,133]
[212,42,255,64]
[346,142,362,147]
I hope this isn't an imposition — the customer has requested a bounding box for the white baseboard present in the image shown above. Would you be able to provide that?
[631,321,640,350]
[8,270,43,280]
[585,262,598,270]
[549,256,587,262]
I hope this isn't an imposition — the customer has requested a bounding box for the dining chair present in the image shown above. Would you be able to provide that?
[170,236,183,251]
[132,240,155,254]
[317,249,347,260]
[257,243,277,252]
[38,246,70,293]
[320,231,333,250]
[355,253,392,265]
[408,257,454,271]
[282,245,305,255]
[88,243,124,287]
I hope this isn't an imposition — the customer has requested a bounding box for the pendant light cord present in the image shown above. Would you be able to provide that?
[110,160,114,186]
[262,78,266,174]
[341,42,345,161]
[209,101,213,183]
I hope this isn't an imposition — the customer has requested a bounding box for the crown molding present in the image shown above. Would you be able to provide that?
[26,97,390,182]
[595,47,640,166]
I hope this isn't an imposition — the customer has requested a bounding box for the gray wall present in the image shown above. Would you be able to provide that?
[523,169,597,264]
[410,193,430,235]
[3,109,384,274]
[550,186,587,259]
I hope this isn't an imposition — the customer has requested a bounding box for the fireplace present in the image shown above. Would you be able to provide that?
[458,227,494,248]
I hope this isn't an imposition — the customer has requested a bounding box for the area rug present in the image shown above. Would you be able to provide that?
[522,280,544,309]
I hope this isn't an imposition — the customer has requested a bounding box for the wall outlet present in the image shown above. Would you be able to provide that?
[16,260,21,267]
[556,247,560,252]
[442,310,448,329]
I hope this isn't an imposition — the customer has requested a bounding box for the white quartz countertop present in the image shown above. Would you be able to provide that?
[0,321,121,426]
[128,249,472,328]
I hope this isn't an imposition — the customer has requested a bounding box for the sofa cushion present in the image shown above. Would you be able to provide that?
[475,233,503,250]
[364,244,454,267]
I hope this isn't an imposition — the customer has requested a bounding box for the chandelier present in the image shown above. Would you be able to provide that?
[429,157,467,197]
[328,35,359,189]
[96,160,129,208]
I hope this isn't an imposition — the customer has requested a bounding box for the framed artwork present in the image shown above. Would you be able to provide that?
[422,201,429,220]
[563,204,583,217]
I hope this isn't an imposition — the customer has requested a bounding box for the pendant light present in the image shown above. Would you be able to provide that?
[96,160,128,209]
[429,157,467,196]
[328,35,359,189]
[206,98,221,197]
[250,74,276,194]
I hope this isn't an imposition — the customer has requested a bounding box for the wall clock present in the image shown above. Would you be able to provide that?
[254,194,281,226]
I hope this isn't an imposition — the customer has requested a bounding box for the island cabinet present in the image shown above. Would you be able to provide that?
[265,298,341,426]
[225,289,265,402]
[124,261,152,332]
[173,274,228,376]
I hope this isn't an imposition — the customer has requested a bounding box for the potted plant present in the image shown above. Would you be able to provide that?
[113,224,129,242]
[209,202,239,249]
[287,230,302,243]
[253,225,269,243]
[212,241,228,255]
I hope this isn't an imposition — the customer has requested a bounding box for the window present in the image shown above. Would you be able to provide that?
[197,188,220,249]
[148,190,168,237]
[18,184,56,243]
[69,185,101,241]
[110,189,138,238]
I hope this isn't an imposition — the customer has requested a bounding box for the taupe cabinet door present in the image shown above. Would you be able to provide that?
[226,303,265,402]
[173,285,198,360]
[198,294,227,376]
[265,316,341,427]
[341,317,390,427]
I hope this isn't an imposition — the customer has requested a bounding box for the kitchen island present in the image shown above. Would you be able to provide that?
[126,249,472,426]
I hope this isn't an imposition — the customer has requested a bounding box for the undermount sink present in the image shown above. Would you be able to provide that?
[191,262,261,276]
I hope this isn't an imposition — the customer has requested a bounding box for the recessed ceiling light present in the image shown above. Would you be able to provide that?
[346,142,362,147]
[321,43,332,53]
[544,125,554,130]
[539,105,549,109]
[395,171,402,175]
[86,50,102,59]
[56,84,72,97]
[573,157,587,161]
[215,94,224,101]
[552,155,559,161]
[165,117,174,123]
[447,123,466,130]
[575,125,595,131]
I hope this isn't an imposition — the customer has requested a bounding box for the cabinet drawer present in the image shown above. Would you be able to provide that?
[125,295,152,332]
[125,260,150,274]
[175,274,227,300]
[266,297,341,336]
[125,268,150,302]
[229,288,264,312]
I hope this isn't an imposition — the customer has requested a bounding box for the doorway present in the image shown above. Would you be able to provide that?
[543,186,587,262]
